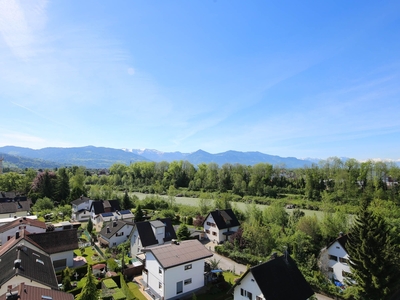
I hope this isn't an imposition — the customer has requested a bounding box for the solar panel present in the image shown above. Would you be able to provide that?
[101,212,113,217]
[120,210,131,215]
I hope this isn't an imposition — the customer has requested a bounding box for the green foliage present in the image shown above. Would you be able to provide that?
[33,197,54,211]
[87,217,94,233]
[122,190,134,209]
[77,265,99,300]
[346,197,400,299]
[134,204,144,222]
[176,223,191,241]
[62,267,73,291]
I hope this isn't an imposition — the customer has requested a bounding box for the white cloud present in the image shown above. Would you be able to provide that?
[0,0,47,59]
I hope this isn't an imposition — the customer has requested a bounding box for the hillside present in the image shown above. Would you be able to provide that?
[0,145,314,169]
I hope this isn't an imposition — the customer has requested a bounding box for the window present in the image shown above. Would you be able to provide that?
[329,255,338,261]
[328,267,334,273]
[184,278,192,285]
[116,232,124,237]
[53,259,67,270]
[339,257,348,264]
[256,296,263,300]
[159,267,162,274]
[207,221,211,226]
[184,264,192,270]
[240,289,252,300]
[159,282,162,289]
[205,229,210,234]
[212,231,217,236]
[342,270,351,278]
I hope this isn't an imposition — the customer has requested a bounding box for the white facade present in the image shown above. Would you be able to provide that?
[50,250,74,270]
[71,199,93,222]
[130,227,143,258]
[0,223,46,246]
[326,240,351,283]
[233,272,263,300]
[102,223,133,248]
[203,214,239,243]
[143,252,206,300]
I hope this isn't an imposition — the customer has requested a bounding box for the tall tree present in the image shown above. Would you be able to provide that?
[176,224,191,241]
[122,190,133,210]
[56,167,70,203]
[77,265,99,300]
[134,204,144,222]
[346,196,400,299]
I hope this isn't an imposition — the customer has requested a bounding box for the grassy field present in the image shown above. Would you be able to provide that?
[73,246,103,265]
[127,282,148,300]
[132,192,326,219]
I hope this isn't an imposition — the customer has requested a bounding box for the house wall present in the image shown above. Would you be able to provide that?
[203,215,239,243]
[130,228,143,258]
[144,252,206,300]
[0,211,29,219]
[152,225,165,245]
[0,276,50,295]
[327,241,351,283]
[0,225,46,246]
[50,250,74,269]
[203,214,219,242]
[104,224,133,248]
[233,272,263,300]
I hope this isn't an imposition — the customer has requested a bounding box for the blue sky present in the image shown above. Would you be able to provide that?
[1,0,399,161]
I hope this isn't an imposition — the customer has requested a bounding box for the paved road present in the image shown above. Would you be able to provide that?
[203,241,334,300]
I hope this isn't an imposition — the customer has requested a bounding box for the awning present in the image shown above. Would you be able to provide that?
[137,253,146,261]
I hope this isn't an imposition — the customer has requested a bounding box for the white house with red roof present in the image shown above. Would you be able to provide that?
[0,217,46,246]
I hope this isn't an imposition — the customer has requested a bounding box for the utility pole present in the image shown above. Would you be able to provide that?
[0,156,3,174]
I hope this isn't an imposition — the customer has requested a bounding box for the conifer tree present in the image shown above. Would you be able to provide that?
[346,196,400,299]
[86,217,93,234]
[78,265,99,300]
[122,190,133,210]
[134,204,144,222]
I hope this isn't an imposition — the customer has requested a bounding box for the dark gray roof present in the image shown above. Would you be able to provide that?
[144,239,213,269]
[231,255,314,300]
[27,229,79,254]
[0,244,58,289]
[90,200,121,215]
[204,209,240,229]
[100,220,129,239]
[0,199,31,214]
[71,196,91,206]
[135,218,177,247]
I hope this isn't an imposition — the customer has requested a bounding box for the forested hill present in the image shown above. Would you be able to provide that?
[0,145,314,169]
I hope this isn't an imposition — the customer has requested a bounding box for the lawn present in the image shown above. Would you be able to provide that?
[74,246,103,265]
[196,272,238,300]
[127,282,147,300]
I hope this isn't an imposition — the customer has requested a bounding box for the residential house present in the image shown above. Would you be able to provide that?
[0,217,46,246]
[97,210,134,227]
[0,192,31,219]
[321,234,351,284]
[98,220,134,248]
[202,209,240,244]
[130,218,177,259]
[71,196,93,222]
[142,239,213,300]
[26,229,79,270]
[230,254,314,300]
[89,200,122,230]
[0,241,58,295]
[0,282,73,300]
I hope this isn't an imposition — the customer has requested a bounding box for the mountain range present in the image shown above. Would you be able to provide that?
[0,146,315,169]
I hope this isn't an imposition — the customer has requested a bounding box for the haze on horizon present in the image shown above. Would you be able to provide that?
[1,0,399,161]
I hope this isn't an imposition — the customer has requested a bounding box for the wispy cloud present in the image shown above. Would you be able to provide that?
[0,0,47,59]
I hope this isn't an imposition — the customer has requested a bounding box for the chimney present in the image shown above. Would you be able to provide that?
[14,259,21,269]
[270,252,278,260]
[113,221,117,227]
[339,232,344,237]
